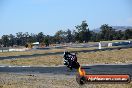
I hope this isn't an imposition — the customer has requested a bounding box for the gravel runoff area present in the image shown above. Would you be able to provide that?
[0,73,132,88]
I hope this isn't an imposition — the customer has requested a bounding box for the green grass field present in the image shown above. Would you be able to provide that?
[0,48,132,66]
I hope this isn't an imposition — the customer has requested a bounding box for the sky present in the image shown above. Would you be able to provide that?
[0,0,132,36]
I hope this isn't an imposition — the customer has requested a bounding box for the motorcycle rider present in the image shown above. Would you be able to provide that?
[63,51,79,69]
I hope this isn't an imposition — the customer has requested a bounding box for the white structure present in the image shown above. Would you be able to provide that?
[32,42,39,49]
[108,43,112,47]
[98,42,102,49]
[33,42,39,45]
[9,48,29,52]
[124,41,131,43]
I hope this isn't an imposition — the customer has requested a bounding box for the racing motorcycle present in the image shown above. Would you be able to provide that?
[63,51,80,70]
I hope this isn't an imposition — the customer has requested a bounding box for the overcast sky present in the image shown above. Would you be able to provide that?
[0,0,132,36]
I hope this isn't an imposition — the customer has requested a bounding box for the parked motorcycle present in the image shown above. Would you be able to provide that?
[63,51,80,70]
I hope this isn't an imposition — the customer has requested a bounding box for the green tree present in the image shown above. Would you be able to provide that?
[23,32,30,44]
[2,35,9,47]
[123,29,132,39]
[44,35,50,47]
[54,30,65,43]
[75,21,90,42]
[16,32,23,45]
[65,29,73,43]
[90,31,101,42]
[37,32,45,43]
[28,33,37,43]
[9,34,15,47]
[113,30,123,40]
[100,24,115,40]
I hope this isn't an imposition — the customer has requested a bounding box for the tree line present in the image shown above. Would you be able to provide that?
[0,21,132,47]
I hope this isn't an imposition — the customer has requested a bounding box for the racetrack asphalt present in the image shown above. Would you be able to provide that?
[0,64,132,78]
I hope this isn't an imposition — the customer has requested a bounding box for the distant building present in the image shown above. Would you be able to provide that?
[32,42,39,49]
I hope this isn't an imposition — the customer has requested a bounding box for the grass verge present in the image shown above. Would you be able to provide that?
[0,48,132,66]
